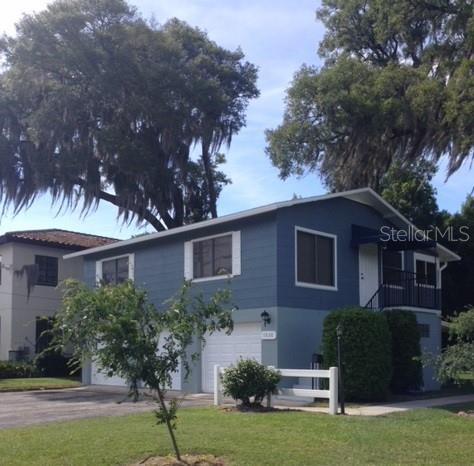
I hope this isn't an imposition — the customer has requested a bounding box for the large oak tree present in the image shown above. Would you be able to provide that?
[266,0,473,191]
[0,0,258,230]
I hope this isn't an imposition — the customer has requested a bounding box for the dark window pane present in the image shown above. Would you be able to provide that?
[383,250,403,284]
[214,235,232,275]
[35,256,58,286]
[416,259,436,286]
[116,257,129,283]
[193,239,213,279]
[297,231,335,287]
[101,259,116,284]
[193,241,202,278]
[416,259,425,280]
[297,231,316,284]
[316,235,334,286]
[193,235,233,279]
[426,262,436,286]
[101,257,129,285]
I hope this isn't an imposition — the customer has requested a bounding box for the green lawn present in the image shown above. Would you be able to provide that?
[0,377,81,392]
[0,404,473,466]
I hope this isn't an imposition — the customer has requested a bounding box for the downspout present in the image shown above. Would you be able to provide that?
[439,261,448,287]
[438,261,448,309]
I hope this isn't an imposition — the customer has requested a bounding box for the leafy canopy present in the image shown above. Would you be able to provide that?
[380,160,442,230]
[266,0,473,190]
[0,0,259,230]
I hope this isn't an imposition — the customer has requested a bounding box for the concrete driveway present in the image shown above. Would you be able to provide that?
[0,386,213,429]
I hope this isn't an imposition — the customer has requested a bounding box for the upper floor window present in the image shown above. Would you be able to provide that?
[185,232,241,281]
[415,256,437,287]
[99,256,131,285]
[296,227,336,290]
[382,250,404,285]
[35,255,58,287]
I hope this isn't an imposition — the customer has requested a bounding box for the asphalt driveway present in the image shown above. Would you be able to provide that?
[0,386,212,429]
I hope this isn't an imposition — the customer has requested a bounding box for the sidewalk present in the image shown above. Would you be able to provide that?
[273,393,474,416]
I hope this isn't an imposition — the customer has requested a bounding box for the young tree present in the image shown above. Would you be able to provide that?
[266,1,473,191]
[0,0,259,230]
[50,279,233,461]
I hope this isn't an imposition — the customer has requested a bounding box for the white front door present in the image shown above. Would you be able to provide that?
[359,244,380,307]
[201,322,262,393]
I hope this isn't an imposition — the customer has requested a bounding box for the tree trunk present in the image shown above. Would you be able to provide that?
[201,137,218,219]
[156,387,181,461]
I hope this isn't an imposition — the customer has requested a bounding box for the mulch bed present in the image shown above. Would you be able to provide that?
[133,454,227,466]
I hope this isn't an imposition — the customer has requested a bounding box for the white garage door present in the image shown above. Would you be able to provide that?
[90,331,181,390]
[201,322,262,393]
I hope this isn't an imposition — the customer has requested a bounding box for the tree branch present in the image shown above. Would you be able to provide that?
[97,189,167,232]
[74,178,167,232]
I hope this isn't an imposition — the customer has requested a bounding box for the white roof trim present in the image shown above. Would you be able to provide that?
[64,187,460,262]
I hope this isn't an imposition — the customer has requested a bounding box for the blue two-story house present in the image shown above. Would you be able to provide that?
[65,188,459,392]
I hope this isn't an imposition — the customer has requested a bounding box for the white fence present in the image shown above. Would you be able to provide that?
[214,365,339,415]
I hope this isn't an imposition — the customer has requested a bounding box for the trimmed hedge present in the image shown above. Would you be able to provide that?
[322,307,392,401]
[385,309,422,393]
[0,361,38,379]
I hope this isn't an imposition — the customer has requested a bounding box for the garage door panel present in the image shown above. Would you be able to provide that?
[201,322,262,393]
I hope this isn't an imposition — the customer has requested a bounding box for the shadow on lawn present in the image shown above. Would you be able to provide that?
[434,401,474,415]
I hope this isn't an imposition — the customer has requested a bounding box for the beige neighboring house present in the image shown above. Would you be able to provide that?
[0,229,116,361]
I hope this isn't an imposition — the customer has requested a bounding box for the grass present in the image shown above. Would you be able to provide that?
[0,403,473,466]
[0,377,81,392]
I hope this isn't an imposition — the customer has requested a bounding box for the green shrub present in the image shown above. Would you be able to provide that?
[322,307,392,401]
[434,308,474,385]
[221,359,281,407]
[0,360,38,379]
[385,309,422,393]
[35,350,74,377]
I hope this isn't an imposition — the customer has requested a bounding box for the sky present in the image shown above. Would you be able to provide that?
[0,0,472,239]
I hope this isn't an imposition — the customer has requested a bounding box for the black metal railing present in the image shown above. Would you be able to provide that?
[365,270,441,310]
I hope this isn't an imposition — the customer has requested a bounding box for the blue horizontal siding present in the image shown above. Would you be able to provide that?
[276,198,394,310]
[83,213,278,311]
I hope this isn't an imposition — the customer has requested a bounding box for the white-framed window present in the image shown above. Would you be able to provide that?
[414,253,437,287]
[382,249,404,285]
[184,231,241,282]
[96,254,135,285]
[295,226,337,291]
